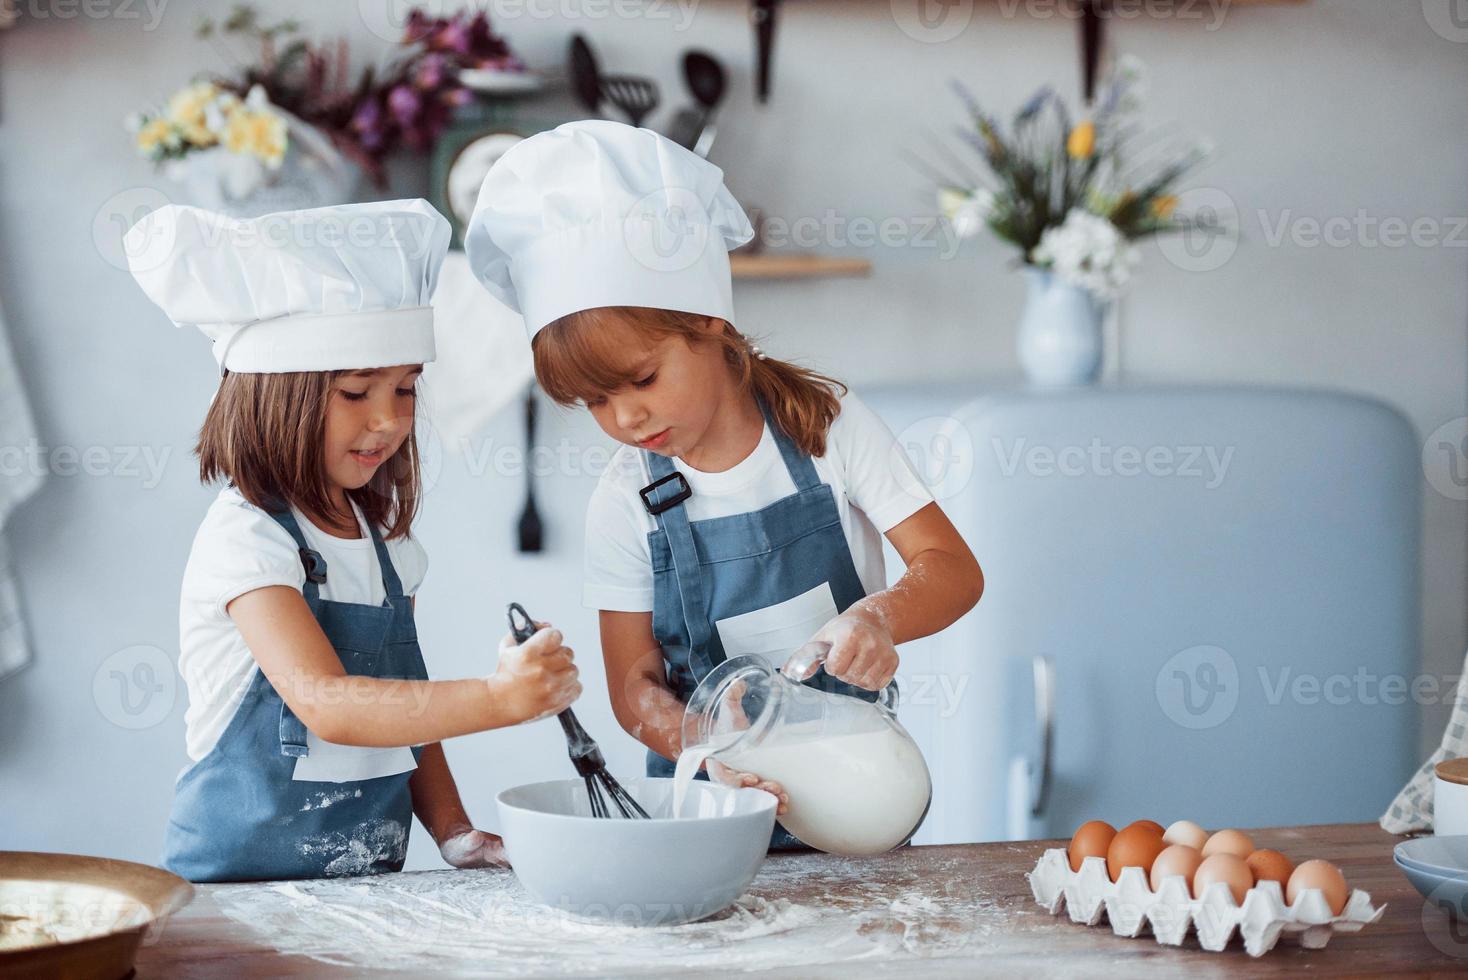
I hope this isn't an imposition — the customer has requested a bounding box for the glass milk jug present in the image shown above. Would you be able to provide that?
[681,642,932,856]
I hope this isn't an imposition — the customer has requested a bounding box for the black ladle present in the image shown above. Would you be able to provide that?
[568,34,602,115]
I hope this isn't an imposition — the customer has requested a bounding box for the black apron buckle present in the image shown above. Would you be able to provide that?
[640,472,693,515]
[298,547,329,584]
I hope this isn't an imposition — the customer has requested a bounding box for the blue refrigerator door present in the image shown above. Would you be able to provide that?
[869,385,1420,843]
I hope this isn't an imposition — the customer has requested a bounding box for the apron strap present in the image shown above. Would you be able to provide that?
[264,504,325,604]
[366,521,406,599]
[642,450,714,673]
[636,400,830,679]
[760,399,824,491]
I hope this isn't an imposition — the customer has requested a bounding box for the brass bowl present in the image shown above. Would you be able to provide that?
[0,851,194,980]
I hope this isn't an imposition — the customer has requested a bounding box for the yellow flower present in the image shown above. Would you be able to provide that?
[225,107,288,167]
[1067,121,1096,160]
[1150,195,1179,220]
[135,118,176,154]
[166,82,218,148]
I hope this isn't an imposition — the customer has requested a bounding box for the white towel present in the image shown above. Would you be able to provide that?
[1381,648,1468,834]
[422,250,534,449]
[0,291,42,681]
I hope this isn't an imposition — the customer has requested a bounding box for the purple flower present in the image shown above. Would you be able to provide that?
[387,84,421,126]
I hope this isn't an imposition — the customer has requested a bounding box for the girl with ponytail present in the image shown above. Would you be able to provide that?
[466,121,983,851]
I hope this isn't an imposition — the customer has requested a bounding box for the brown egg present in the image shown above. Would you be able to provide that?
[1149,844,1204,894]
[1125,819,1166,836]
[1287,859,1349,915]
[1201,828,1255,859]
[1162,819,1208,850]
[1194,853,1254,905]
[1246,849,1295,887]
[1067,820,1116,872]
[1107,824,1168,881]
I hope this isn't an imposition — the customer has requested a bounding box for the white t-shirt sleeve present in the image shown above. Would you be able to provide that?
[829,392,935,533]
[388,534,429,596]
[581,467,656,612]
[181,495,307,619]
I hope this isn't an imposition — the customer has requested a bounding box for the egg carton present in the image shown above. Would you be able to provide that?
[1026,848,1386,957]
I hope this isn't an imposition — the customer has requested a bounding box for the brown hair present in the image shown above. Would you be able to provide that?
[533,307,847,458]
[196,370,421,539]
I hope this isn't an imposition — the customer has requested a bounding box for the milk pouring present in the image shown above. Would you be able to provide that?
[678,644,932,856]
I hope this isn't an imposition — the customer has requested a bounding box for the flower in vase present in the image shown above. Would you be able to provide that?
[167,81,220,147]
[939,187,995,240]
[1151,195,1180,220]
[223,88,287,169]
[1031,209,1140,299]
[1067,120,1096,160]
[135,118,181,156]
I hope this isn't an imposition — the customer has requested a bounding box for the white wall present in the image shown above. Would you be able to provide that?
[0,0,1463,866]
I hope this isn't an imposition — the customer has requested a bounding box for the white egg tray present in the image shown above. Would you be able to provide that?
[1026,848,1386,957]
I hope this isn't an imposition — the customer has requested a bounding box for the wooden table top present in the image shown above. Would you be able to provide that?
[133,823,1468,977]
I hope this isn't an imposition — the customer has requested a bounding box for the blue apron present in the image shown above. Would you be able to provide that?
[162,507,427,882]
[640,405,881,851]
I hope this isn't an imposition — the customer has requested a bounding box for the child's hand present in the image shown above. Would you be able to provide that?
[488,625,581,724]
[809,609,898,691]
[439,827,510,869]
[707,759,789,816]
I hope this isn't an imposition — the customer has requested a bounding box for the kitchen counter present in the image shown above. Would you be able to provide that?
[135,823,1464,977]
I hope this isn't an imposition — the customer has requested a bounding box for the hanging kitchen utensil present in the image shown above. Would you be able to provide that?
[666,107,705,151]
[684,51,726,157]
[684,51,726,111]
[750,0,779,103]
[507,602,650,819]
[568,34,603,115]
[517,388,543,553]
[600,75,660,129]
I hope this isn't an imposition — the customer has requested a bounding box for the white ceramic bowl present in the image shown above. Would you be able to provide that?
[496,776,776,926]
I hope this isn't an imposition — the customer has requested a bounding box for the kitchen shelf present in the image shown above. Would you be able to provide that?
[730,253,872,280]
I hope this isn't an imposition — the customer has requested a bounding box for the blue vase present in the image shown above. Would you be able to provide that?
[1016,267,1106,386]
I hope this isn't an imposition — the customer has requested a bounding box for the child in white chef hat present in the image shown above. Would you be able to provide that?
[126,199,581,882]
[465,121,984,845]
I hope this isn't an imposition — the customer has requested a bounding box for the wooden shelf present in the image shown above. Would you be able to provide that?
[730,253,872,280]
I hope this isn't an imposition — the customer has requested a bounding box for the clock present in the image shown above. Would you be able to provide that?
[431,107,571,249]
[445,130,525,228]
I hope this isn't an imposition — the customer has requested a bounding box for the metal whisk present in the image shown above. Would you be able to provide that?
[507,603,650,819]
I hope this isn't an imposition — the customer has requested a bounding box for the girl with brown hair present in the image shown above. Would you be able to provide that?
[126,200,580,881]
[467,123,983,850]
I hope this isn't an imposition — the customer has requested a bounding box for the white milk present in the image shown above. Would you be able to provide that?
[671,730,741,818]
[678,721,930,856]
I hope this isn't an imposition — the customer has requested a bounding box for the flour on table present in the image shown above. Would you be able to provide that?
[209,853,1004,974]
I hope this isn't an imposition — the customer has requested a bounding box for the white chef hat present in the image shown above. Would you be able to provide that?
[464,120,754,340]
[125,199,450,374]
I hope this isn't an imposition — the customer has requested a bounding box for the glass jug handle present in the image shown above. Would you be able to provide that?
[781,640,901,711]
